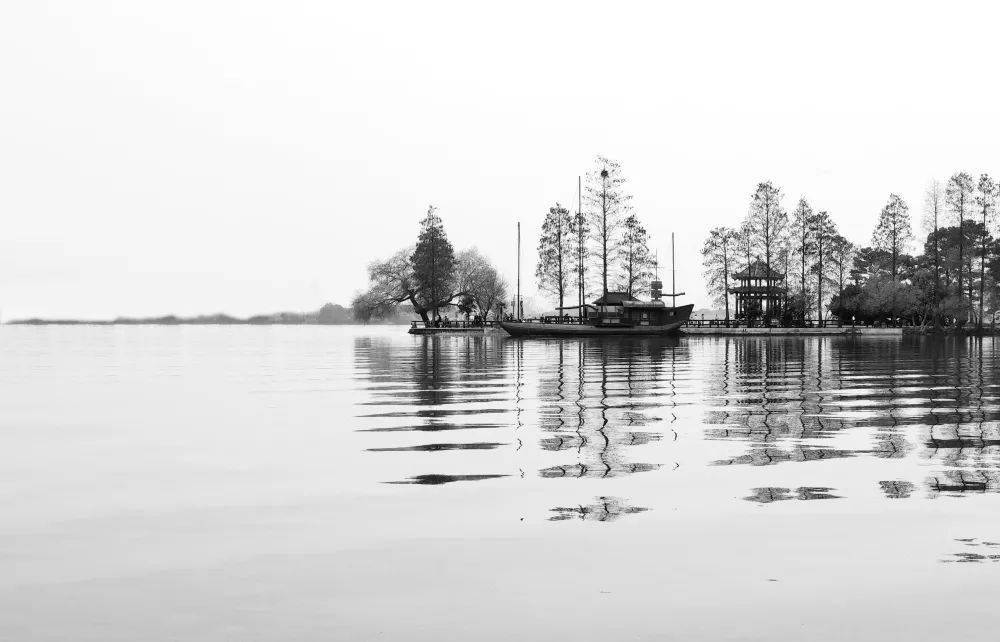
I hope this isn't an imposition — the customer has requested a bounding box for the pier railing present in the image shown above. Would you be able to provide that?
[529,315,590,325]
[409,319,496,330]
[684,318,846,328]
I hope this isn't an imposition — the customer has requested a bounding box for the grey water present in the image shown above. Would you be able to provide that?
[3,326,1000,640]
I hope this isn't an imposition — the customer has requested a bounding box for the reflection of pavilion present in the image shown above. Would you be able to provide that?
[730,260,787,322]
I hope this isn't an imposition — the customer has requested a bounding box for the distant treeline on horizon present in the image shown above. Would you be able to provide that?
[6,303,418,326]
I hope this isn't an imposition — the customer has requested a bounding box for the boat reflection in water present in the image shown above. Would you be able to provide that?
[355,333,1000,512]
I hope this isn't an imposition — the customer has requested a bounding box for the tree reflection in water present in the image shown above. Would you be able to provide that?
[355,333,1000,504]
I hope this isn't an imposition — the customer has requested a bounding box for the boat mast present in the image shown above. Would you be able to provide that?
[671,232,676,309]
[517,221,521,320]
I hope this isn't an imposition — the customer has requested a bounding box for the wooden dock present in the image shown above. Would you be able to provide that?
[406,319,904,337]
[682,326,902,337]
[407,320,493,335]
[407,326,486,335]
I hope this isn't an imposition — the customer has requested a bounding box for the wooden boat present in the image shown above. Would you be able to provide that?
[499,292,693,337]
[503,180,691,339]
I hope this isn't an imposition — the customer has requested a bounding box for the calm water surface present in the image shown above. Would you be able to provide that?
[4,326,1000,640]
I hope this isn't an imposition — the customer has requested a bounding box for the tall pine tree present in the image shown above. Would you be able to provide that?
[410,205,456,320]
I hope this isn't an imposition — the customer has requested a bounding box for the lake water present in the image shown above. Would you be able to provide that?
[3,326,1000,640]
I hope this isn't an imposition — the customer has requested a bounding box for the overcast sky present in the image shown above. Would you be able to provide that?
[3,1,1000,319]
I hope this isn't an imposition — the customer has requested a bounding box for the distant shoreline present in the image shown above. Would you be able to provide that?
[5,318,408,326]
[4,303,415,326]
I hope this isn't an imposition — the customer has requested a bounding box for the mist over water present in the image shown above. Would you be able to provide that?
[4,326,1000,640]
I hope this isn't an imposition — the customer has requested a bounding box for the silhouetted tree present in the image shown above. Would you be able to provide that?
[701,226,738,321]
[737,219,754,274]
[458,248,507,320]
[812,210,837,323]
[790,197,816,304]
[354,247,429,322]
[851,246,892,284]
[871,193,912,280]
[584,156,630,297]
[569,194,590,317]
[355,230,504,323]
[536,203,573,312]
[924,180,944,301]
[828,234,855,303]
[411,206,456,319]
[457,294,475,320]
[618,213,653,297]
[746,181,787,320]
[946,172,975,313]
[974,174,997,327]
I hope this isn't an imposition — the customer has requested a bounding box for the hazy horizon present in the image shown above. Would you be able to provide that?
[4,1,1000,320]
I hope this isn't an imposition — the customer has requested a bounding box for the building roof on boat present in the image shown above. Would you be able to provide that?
[592,292,666,308]
[593,291,637,305]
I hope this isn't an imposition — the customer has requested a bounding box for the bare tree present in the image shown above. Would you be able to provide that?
[535,203,573,312]
[465,261,508,320]
[618,213,653,297]
[872,193,912,280]
[353,247,427,322]
[975,173,997,327]
[946,172,975,309]
[584,156,630,297]
[778,239,791,313]
[746,181,787,320]
[737,219,754,273]
[789,196,816,309]
[828,233,855,303]
[701,226,739,322]
[570,185,590,317]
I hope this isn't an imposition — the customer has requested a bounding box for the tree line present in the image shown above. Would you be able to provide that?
[701,172,1000,328]
[535,157,654,313]
[352,206,508,323]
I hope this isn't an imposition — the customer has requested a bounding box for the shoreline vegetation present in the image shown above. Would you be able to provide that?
[12,160,1000,334]
[352,205,509,325]
[6,303,416,326]
[703,172,1000,333]
[351,156,657,326]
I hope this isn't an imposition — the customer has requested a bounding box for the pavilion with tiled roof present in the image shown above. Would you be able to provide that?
[729,259,787,321]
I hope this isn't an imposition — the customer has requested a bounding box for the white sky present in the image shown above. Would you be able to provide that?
[3,0,999,319]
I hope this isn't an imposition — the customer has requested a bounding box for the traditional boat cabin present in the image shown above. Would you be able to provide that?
[590,290,672,327]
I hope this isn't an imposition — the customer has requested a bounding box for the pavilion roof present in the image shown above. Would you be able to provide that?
[732,259,785,281]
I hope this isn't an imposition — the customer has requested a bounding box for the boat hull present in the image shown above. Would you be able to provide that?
[499,304,694,337]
